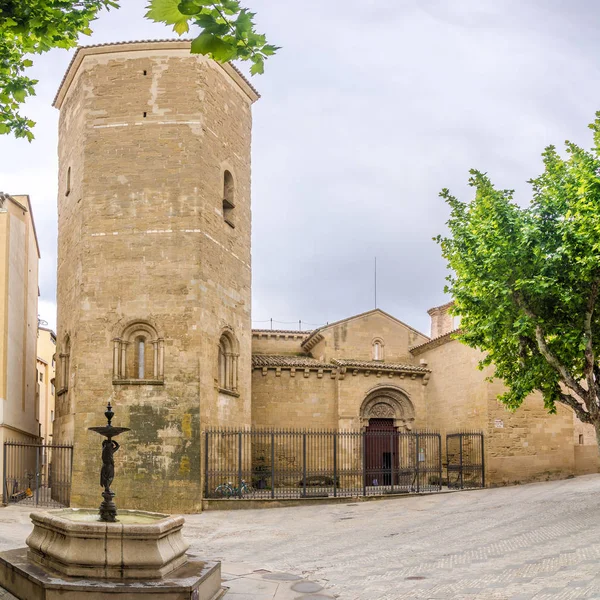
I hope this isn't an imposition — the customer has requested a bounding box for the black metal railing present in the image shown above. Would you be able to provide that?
[204,428,443,499]
[446,432,485,489]
[2,441,74,507]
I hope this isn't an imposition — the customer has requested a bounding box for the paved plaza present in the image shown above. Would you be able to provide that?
[3,475,600,598]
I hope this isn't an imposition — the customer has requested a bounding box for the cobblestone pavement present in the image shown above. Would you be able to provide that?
[3,476,600,598]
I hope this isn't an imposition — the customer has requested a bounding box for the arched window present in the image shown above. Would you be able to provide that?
[218,331,238,394]
[223,170,235,228]
[372,338,384,361]
[113,321,164,384]
[58,335,71,393]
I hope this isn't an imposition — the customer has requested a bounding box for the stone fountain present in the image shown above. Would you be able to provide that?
[0,402,224,600]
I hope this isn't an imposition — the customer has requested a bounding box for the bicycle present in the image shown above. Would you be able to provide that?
[215,479,252,498]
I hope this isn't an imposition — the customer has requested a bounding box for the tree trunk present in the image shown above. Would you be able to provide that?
[593,417,600,463]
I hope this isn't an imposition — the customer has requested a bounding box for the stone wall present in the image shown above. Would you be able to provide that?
[307,311,428,364]
[54,42,257,512]
[252,331,306,356]
[415,336,576,486]
[251,367,338,430]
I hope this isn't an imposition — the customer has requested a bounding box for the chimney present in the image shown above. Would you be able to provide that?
[427,301,455,339]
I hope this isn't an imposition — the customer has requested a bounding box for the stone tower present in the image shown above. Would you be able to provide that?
[53,41,258,512]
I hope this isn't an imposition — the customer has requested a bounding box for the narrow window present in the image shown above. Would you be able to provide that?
[372,339,384,361]
[66,166,71,196]
[223,170,235,228]
[143,70,147,76]
[135,336,146,379]
[218,332,238,392]
[50,410,54,422]
[579,434,584,445]
[143,112,147,118]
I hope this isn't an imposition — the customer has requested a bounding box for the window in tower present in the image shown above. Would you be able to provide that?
[218,331,239,395]
[113,321,164,385]
[66,167,71,196]
[223,170,235,228]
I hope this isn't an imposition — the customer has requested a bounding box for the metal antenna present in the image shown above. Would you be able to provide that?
[374,256,377,309]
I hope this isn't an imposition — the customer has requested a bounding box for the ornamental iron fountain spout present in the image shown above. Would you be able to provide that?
[88,402,130,522]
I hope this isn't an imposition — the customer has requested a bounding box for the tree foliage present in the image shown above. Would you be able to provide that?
[0,0,119,141]
[437,113,600,437]
[0,0,276,141]
[146,0,278,75]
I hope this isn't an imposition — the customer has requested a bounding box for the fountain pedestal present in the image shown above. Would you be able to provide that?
[0,508,224,600]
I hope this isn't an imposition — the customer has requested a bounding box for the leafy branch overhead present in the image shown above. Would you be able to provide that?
[0,0,119,141]
[146,0,279,75]
[437,113,600,440]
[0,0,276,142]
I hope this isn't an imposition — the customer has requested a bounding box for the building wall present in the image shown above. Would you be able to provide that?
[36,328,56,444]
[251,368,338,430]
[417,336,576,485]
[308,312,428,364]
[416,339,488,438]
[485,384,574,485]
[252,331,306,356]
[573,417,599,475]
[0,194,40,501]
[54,42,256,513]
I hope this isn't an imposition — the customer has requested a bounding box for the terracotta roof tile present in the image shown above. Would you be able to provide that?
[332,359,430,373]
[252,355,335,369]
[252,329,311,336]
[410,329,461,354]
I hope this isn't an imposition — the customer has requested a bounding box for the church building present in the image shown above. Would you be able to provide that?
[51,41,597,513]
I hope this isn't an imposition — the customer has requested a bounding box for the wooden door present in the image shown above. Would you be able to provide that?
[365,418,398,487]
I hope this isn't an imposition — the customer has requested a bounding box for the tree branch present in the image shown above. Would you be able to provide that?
[556,388,592,424]
[583,277,600,410]
[514,292,589,401]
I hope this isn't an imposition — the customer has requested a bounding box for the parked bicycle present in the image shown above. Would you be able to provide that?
[215,479,252,498]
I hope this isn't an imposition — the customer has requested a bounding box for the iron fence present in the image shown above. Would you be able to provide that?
[446,432,485,489]
[204,428,443,499]
[3,441,73,507]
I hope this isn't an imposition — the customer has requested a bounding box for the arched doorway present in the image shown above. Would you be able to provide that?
[360,387,415,489]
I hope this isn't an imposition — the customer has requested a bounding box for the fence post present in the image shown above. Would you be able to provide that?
[35,445,40,507]
[480,433,485,488]
[302,433,307,498]
[333,432,337,498]
[238,432,243,498]
[459,433,464,490]
[390,430,394,494]
[362,431,366,497]
[438,434,442,491]
[270,432,275,499]
[204,431,209,498]
[415,432,420,494]
[2,443,6,506]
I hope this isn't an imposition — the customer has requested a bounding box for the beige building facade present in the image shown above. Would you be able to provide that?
[0,192,41,501]
[36,327,56,445]
[54,41,597,513]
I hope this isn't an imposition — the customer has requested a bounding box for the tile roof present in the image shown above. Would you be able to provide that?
[252,355,336,369]
[331,359,430,373]
[53,39,260,108]
[252,329,311,336]
[410,329,461,354]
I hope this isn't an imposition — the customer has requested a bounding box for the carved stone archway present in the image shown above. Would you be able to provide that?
[359,386,415,431]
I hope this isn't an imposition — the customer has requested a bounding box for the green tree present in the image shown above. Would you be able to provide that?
[0,0,276,141]
[437,112,600,449]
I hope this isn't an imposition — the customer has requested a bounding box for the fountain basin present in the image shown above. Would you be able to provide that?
[26,508,189,579]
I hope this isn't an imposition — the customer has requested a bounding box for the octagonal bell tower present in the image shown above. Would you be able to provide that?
[53,41,258,512]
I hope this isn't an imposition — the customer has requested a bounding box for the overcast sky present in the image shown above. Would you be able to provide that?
[2,0,600,336]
